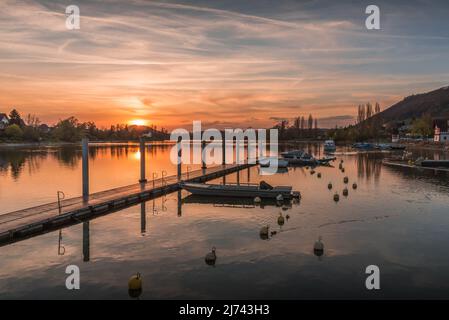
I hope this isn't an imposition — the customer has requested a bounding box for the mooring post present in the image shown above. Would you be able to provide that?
[139,137,147,183]
[83,221,90,262]
[140,202,146,235]
[177,189,182,217]
[177,137,182,180]
[222,137,226,166]
[201,140,207,170]
[82,138,89,202]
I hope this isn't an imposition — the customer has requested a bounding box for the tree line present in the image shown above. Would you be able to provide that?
[274,114,321,140]
[0,109,169,143]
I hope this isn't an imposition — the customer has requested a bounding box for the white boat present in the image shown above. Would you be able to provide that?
[323,140,336,152]
[258,157,288,168]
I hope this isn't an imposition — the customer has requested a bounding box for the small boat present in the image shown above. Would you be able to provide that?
[352,142,374,150]
[180,181,300,199]
[258,157,288,168]
[323,140,336,152]
[285,152,316,165]
[280,150,305,159]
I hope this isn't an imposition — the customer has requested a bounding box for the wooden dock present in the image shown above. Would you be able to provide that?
[0,163,255,246]
[383,160,449,173]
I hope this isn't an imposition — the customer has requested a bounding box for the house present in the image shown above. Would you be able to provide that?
[0,113,9,130]
[434,126,449,143]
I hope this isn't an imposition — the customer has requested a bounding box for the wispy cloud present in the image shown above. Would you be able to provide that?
[0,0,448,128]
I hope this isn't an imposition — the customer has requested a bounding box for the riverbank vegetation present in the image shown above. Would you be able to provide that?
[0,109,170,143]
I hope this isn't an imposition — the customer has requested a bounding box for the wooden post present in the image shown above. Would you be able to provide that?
[82,138,89,202]
[139,137,147,183]
[83,221,90,262]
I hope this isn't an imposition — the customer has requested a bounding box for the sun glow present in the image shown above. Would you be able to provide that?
[129,119,147,126]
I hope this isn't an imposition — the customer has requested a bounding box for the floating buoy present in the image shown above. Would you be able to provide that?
[328,183,333,190]
[343,176,349,183]
[343,188,349,197]
[128,273,142,298]
[254,196,262,203]
[317,172,322,178]
[340,159,344,163]
[333,192,340,202]
[341,167,345,173]
[276,194,283,201]
[278,213,285,226]
[314,236,324,257]
[310,170,315,175]
[205,247,217,266]
[260,225,269,239]
[352,183,358,189]
[286,214,290,220]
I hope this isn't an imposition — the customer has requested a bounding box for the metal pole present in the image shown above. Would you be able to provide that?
[82,138,89,202]
[177,190,182,217]
[140,202,146,235]
[83,221,90,262]
[139,137,147,183]
[222,137,226,166]
[201,140,207,170]
[177,137,182,180]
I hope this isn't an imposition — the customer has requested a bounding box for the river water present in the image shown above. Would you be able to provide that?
[0,143,449,299]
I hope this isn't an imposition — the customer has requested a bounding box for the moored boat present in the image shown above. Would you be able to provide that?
[180,181,300,199]
[323,140,336,152]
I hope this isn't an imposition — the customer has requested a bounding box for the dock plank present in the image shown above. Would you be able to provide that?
[0,163,254,245]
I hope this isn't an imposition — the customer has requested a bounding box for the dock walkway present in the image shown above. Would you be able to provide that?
[0,163,254,245]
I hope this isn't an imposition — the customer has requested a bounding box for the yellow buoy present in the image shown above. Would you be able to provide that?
[278,213,285,226]
[333,193,339,202]
[310,170,315,175]
[260,225,269,240]
[128,273,142,298]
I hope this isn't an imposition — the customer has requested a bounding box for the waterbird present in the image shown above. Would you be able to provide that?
[205,247,217,266]
[328,183,333,190]
[352,183,358,189]
[286,214,290,220]
[344,176,349,183]
[317,172,322,178]
[341,167,345,173]
[343,188,349,197]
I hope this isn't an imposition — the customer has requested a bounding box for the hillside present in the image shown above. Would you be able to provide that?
[372,86,449,124]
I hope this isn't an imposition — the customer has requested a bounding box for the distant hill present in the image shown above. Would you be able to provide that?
[372,86,449,124]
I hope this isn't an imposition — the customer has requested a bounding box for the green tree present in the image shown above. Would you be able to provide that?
[411,114,433,137]
[5,124,24,139]
[53,117,83,142]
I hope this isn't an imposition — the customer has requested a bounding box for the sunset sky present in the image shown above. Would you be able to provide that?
[0,0,448,129]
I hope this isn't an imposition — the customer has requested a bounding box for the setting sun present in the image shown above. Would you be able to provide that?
[129,119,147,126]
